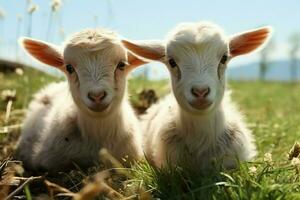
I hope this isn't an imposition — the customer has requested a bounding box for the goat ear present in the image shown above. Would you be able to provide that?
[20,37,64,68]
[229,27,272,57]
[122,39,165,61]
[125,51,147,74]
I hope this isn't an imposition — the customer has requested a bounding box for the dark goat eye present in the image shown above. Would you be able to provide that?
[168,59,178,68]
[66,64,74,74]
[117,61,126,70]
[220,54,228,64]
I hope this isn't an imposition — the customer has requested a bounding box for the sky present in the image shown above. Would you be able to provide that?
[0,0,299,78]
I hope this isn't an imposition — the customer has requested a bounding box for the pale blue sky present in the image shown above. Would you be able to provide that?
[0,0,299,78]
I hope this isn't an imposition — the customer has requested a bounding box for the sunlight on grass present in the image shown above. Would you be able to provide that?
[0,68,300,199]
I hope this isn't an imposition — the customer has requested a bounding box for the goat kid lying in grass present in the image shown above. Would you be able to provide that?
[123,22,272,171]
[15,29,146,173]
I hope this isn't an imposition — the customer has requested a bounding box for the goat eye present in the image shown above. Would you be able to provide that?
[168,59,178,68]
[117,61,126,70]
[66,64,74,74]
[220,54,228,64]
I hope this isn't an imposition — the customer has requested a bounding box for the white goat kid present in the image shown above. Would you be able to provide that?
[122,22,272,170]
[15,29,145,173]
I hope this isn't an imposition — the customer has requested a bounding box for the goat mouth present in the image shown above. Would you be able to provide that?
[87,102,110,112]
[189,100,212,110]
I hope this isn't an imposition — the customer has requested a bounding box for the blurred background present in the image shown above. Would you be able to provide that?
[1,2,300,199]
[0,0,299,81]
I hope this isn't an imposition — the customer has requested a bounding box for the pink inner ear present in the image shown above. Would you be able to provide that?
[23,39,64,67]
[122,40,164,60]
[125,52,147,74]
[229,27,271,57]
[128,52,147,67]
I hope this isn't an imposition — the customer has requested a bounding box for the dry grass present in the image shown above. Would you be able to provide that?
[0,62,300,199]
[0,62,161,199]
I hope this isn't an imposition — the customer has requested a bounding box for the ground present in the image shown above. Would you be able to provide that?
[0,64,299,200]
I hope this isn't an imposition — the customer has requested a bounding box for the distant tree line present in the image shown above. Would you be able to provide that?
[259,32,300,82]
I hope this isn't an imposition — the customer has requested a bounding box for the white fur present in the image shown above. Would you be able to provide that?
[142,92,256,170]
[134,22,260,170]
[15,29,143,173]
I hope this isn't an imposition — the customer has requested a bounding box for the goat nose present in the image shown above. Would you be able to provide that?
[191,87,210,99]
[88,91,107,103]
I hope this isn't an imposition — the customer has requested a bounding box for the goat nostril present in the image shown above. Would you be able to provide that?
[203,88,210,97]
[191,87,210,98]
[191,88,197,97]
[100,91,107,100]
[88,91,107,102]
[88,93,95,102]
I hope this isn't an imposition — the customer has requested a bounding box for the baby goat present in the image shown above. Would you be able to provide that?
[15,29,145,173]
[122,22,272,170]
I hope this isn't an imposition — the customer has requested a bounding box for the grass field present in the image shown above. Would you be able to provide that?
[0,66,300,199]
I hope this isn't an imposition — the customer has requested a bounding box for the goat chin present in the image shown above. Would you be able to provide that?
[142,91,256,171]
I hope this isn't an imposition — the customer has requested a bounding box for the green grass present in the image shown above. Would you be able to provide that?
[230,81,300,159]
[128,76,169,105]
[1,68,300,199]
[0,67,60,111]
[130,81,300,200]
